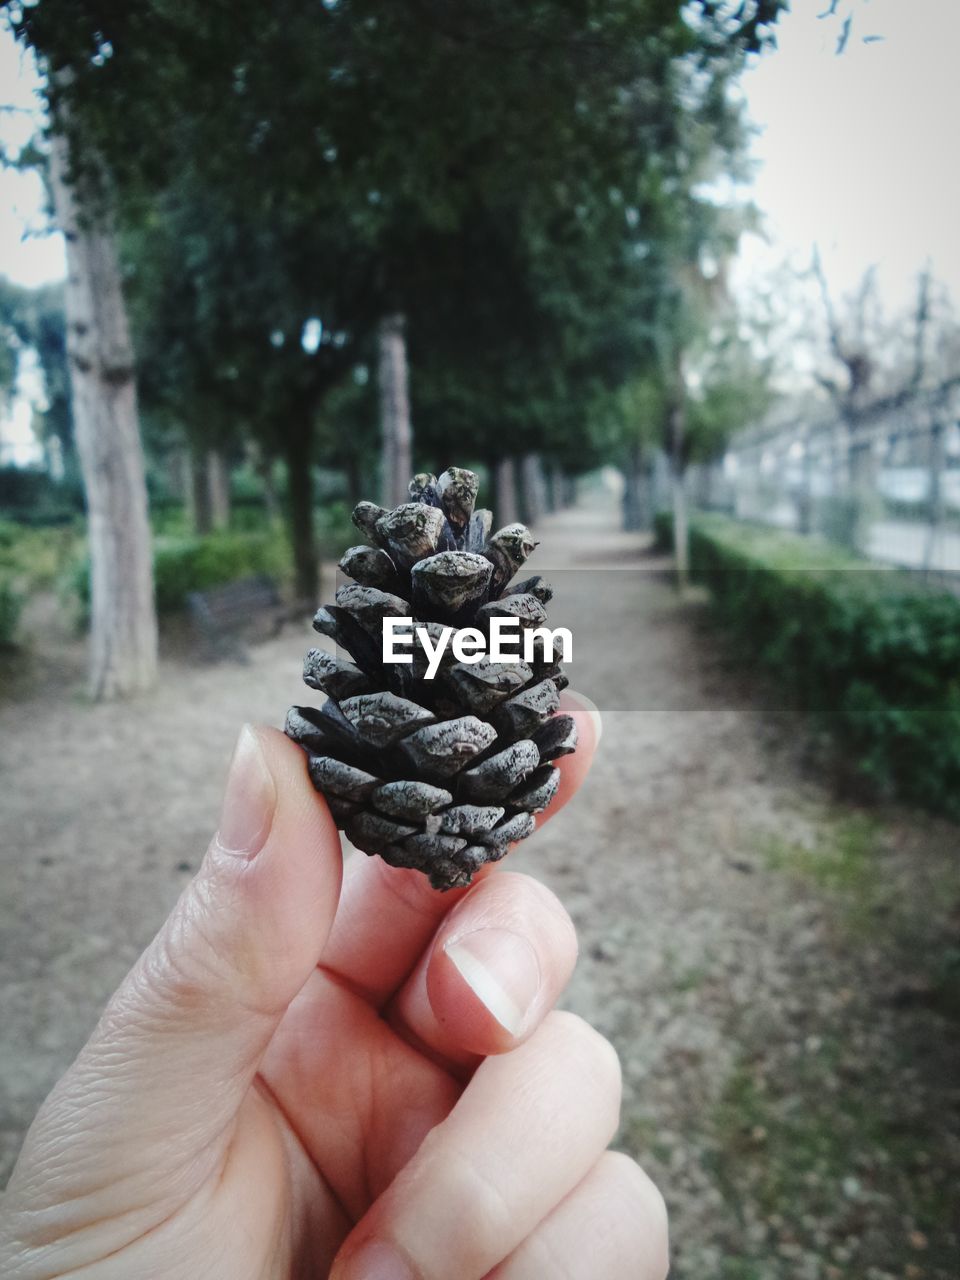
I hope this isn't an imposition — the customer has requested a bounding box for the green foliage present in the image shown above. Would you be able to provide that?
[153,532,290,613]
[8,0,785,494]
[68,529,291,620]
[0,279,73,464]
[0,517,85,645]
[663,513,960,817]
[0,576,23,646]
[0,465,84,526]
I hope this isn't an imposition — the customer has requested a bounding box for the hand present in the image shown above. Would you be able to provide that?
[0,701,668,1279]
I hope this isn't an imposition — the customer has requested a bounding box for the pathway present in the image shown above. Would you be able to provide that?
[1,491,958,1277]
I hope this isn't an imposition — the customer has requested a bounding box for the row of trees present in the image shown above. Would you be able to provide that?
[4,0,785,696]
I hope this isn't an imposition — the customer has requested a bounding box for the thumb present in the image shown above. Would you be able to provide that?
[9,726,341,1208]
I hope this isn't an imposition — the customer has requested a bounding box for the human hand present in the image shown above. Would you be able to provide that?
[0,699,668,1279]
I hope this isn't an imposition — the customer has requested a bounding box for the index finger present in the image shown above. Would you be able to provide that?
[318,691,600,1006]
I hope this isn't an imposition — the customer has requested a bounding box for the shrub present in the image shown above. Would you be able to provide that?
[0,466,84,526]
[663,512,960,819]
[153,530,290,613]
[67,529,291,622]
[0,576,23,647]
[0,519,85,591]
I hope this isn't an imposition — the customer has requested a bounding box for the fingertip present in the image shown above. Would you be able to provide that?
[256,724,339,836]
[536,689,600,827]
[413,872,578,1063]
[560,687,603,752]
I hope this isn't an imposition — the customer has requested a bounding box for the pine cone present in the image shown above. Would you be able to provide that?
[285,466,577,891]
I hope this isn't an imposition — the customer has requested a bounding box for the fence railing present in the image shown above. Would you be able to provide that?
[670,380,960,575]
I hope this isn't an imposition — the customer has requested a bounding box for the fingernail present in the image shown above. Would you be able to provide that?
[215,725,276,858]
[444,927,542,1036]
[568,689,603,744]
[332,1240,415,1280]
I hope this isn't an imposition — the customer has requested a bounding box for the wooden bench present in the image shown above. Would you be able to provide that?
[187,575,304,660]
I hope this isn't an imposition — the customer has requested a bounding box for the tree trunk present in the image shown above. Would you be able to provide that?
[797,436,814,535]
[378,314,413,506]
[923,421,946,574]
[670,465,689,590]
[207,448,231,531]
[345,451,363,506]
[518,454,547,526]
[168,446,191,510]
[284,419,318,603]
[188,443,213,534]
[493,456,519,526]
[48,126,157,699]
[667,373,689,592]
[544,463,560,513]
[622,444,651,531]
[248,441,280,528]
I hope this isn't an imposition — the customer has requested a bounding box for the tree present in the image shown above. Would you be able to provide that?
[9,0,784,587]
[46,115,157,698]
[378,314,413,508]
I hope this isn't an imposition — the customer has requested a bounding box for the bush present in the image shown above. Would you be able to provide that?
[0,519,85,591]
[68,529,291,621]
[663,512,960,819]
[153,530,290,613]
[0,466,84,526]
[0,576,23,647]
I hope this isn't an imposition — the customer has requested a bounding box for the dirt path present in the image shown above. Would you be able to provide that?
[2,490,958,1277]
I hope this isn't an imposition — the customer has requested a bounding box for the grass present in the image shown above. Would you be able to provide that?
[707,809,960,1276]
[757,812,960,1014]
[756,814,891,938]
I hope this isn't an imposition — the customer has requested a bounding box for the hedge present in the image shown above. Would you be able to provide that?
[0,577,23,647]
[656,511,960,819]
[67,529,291,620]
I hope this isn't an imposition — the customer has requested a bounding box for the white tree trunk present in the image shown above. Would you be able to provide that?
[671,467,689,592]
[494,456,519,526]
[519,454,548,527]
[207,448,231,531]
[48,128,157,699]
[378,314,413,507]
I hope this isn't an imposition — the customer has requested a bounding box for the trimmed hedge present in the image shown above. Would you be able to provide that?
[0,577,23,647]
[68,529,291,620]
[657,512,960,819]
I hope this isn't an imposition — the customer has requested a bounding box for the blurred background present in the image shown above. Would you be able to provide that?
[1,2,958,1276]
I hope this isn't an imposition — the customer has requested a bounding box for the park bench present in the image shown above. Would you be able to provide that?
[187,575,306,660]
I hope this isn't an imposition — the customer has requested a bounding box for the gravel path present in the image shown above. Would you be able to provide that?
[2,492,958,1277]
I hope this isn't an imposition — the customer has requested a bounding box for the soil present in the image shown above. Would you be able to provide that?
[2,490,958,1278]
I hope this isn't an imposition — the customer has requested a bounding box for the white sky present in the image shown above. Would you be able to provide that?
[1,1,958,451]
[0,33,64,289]
[733,0,960,310]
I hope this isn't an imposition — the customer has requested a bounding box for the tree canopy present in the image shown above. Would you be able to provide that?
[7,0,784,515]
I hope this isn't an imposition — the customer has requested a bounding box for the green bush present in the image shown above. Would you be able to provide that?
[0,519,85,591]
[664,512,960,819]
[68,529,291,621]
[0,576,24,647]
[0,466,84,526]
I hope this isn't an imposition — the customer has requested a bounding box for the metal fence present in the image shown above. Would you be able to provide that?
[673,381,960,575]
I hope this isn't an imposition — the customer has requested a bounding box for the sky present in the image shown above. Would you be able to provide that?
[1,1,959,452]
[733,0,960,313]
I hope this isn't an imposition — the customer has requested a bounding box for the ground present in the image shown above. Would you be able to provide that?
[1,494,958,1278]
